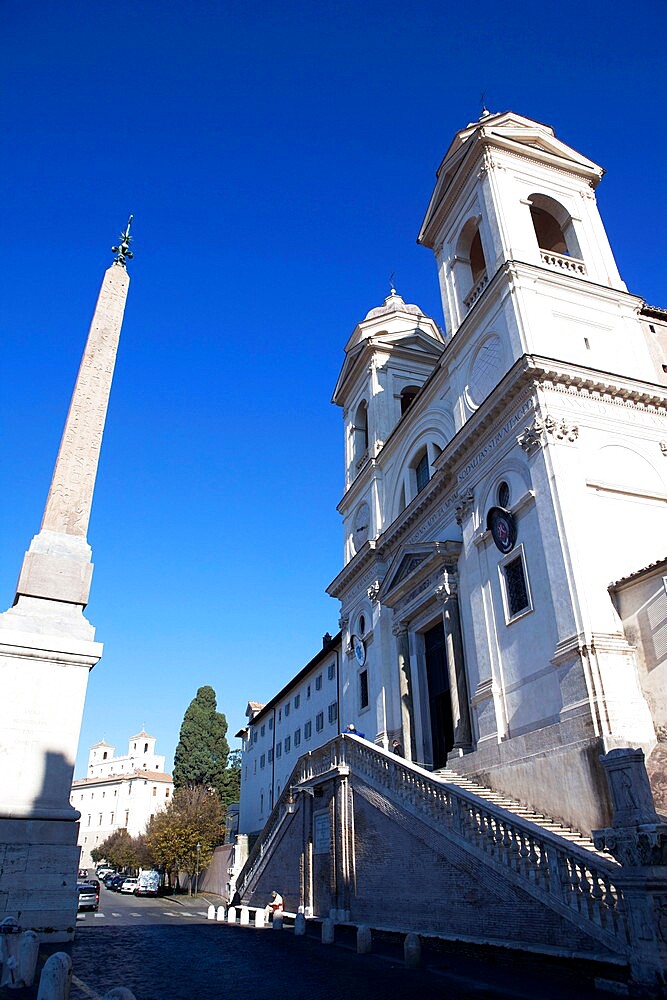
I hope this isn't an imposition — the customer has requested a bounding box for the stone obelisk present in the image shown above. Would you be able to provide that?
[0,221,132,941]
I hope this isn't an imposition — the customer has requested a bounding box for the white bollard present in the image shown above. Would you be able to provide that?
[216,906,226,922]
[18,930,40,987]
[37,952,72,1000]
[254,909,266,928]
[404,932,421,969]
[321,918,335,945]
[357,925,372,954]
[103,990,137,1000]
[272,912,284,931]
[226,906,237,924]
[239,906,250,926]
[0,916,21,988]
[207,904,216,920]
[294,913,306,936]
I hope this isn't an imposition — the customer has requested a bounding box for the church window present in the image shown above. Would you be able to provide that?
[87,815,91,826]
[359,670,369,710]
[400,386,419,415]
[294,728,301,747]
[315,712,324,733]
[99,813,103,825]
[358,614,366,634]
[499,546,532,622]
[529,194,582,261]
[103,752,107,760]
[415,450,430,493]
[304,720,312,739]
[285,736,291,753]
[144,743,148,753]
[260,754,265,769]
[353,401,369,468]
[165,788,170,797]
[497,481,510,508]
[328,702,338,725]
[110,812,114,823]
[455,217,489,312]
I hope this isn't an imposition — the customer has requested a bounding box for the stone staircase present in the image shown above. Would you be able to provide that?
[433,767,614,861]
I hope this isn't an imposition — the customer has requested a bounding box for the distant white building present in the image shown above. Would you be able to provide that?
[70,731,173,869]
[237,634,342,835]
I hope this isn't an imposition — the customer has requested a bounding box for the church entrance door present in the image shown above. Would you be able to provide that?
[423,621,454,769]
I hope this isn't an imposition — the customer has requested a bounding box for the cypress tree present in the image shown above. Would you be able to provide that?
[173,686,229,796]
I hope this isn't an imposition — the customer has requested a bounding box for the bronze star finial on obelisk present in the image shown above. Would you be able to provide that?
[112,215,134,268]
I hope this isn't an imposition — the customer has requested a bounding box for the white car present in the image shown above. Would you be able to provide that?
[120,877,139,894]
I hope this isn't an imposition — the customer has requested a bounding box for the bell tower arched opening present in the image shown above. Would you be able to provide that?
[529,193,582,261]
[454,217,489,314]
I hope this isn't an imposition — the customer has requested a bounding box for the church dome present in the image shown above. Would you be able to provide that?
[364,290,425,321]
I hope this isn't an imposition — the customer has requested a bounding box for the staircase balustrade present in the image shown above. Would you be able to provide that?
[235,734,629,954]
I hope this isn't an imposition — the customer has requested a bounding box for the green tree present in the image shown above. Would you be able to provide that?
[218,748,241,810]
[90,828,142,871]
[173,686,230,797]
[145,786,224,893]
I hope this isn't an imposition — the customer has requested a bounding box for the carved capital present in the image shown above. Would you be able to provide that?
[454,489,474,525]
[435,571,458,603]
[338,615,349,631]
[367,581,380,603]
[434,241,444,258]
[392,621,408,638]
[544,413,579,442]
[660,441,667,457]
[517,417,545,454]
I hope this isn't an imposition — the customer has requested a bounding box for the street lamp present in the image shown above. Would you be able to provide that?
[195,842,201,895]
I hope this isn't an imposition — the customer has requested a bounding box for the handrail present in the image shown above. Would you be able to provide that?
[237,734,630,952]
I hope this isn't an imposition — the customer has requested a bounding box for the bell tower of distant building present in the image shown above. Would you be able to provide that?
[0,221,132,940]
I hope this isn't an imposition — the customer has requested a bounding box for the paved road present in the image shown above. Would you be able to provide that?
[65,888,618,1000]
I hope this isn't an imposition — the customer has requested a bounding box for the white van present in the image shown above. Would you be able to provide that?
[136,870,160,896]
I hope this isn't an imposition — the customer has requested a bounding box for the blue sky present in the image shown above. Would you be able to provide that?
[2,0,665,777]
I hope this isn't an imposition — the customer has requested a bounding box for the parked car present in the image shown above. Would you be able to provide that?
[96,866,115,879]
[120,877,139,894]
[77,882,99,912]
[103,873,118,889]
[135,871,160,897]
[109,875,127,892]
[78,868,89,879]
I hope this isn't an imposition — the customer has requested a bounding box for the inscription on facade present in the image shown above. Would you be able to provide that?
[457,398,534,484]
[313,809,331,854]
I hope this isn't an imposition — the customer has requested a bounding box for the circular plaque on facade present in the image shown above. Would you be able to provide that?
[487,506,517,554]
[352,635,366,666]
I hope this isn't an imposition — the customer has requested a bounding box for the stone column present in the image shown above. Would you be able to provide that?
[393,622,416,761]
[435,570,473,752]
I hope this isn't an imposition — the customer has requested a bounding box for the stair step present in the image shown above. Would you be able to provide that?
[433,768,609,859]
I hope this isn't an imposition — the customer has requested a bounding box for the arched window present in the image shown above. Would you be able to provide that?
[529,194,582,264]
[353,401,369,466]
[454,217,489,312]
[400,386,419,416]
[144,743,148,753]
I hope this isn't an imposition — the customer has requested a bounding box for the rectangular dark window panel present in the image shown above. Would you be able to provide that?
[359,669,369,709]
[505,556,529,617]
[416,453,430,493]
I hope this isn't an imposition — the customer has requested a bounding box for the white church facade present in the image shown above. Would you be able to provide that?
[70,731,173,869]
[239,110,667,839]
